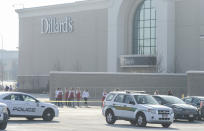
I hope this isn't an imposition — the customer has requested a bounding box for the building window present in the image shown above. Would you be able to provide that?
[133,0,156,55]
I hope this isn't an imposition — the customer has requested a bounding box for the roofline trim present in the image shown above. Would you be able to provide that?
[16,0,111,18]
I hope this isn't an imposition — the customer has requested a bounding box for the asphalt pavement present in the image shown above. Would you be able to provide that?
[5,106,204,131]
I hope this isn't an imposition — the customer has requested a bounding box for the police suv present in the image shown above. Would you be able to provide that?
[102,91,174,128]
[0,102,8,130]
[0,92,59,121]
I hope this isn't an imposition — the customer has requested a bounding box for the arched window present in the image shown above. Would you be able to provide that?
[133,0,156,55]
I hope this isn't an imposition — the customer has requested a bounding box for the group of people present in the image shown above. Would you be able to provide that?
[55,88,89,107]
[154,89,173,96]
[55,88,175,108]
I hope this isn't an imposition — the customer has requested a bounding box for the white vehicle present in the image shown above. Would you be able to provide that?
[0,103,8,130]
[0,92,59,121]
[102,91,174,128]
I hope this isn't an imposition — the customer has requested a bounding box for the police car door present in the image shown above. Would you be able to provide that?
[113,94,125,117]
[120,95,136,119]
[21,95,42,116]
[8,94,25,116]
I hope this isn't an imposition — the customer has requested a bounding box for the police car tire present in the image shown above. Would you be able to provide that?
[42,109,54,121]
[161,123,171,128]
[0,115,8,130]
[136,113,147,127]
[105,110,116,124]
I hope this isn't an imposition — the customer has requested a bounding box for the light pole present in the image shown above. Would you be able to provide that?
[0,34,3,89]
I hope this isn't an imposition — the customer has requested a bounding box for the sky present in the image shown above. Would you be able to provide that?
[0,0,83,51]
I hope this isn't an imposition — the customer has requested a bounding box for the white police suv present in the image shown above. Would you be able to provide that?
[0,92,59,121]
[0,102,8,130]
[102,91,174,128]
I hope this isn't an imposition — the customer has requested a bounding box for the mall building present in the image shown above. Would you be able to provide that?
[16,0,204,98]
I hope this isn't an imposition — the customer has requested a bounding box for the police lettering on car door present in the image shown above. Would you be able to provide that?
[13,107,36,112]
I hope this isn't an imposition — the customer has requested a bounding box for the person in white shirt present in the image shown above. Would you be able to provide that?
[82,89,89,106]
[55,88,60,106]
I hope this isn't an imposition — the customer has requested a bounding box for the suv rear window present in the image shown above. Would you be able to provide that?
[106,94,115,101]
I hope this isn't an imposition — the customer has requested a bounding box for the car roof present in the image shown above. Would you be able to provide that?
[187,96,204,100]
[109,91,148,95]
[0,92,33,98]
[153,95,177,98]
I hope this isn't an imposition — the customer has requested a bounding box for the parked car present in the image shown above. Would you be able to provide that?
[102,91,174,128]
[153,95,198,122]
[0,103,8,130]
[183,96,204,120]
[0,92,59,121]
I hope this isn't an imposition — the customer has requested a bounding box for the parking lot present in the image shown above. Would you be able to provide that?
[5,106,204,131]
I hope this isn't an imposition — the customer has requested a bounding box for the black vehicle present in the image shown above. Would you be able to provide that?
[183,96,204,120]
[153,95,198,122]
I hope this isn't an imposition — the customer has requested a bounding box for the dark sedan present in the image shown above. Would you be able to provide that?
[153,95,198,122]
[183,96,204,120]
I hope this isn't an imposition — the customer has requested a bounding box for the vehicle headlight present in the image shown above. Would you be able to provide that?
[147,109,157,114]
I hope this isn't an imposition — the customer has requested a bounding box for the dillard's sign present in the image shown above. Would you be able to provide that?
[41,17,73,34]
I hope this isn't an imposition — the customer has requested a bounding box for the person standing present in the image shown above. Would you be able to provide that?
[101,89,107,106]
[55,88,60,106]
[57,88,63,107]
[5,85,9,91]
[76,88,81,107]
[64,88,69,106]
[168,89,173,96]
[69,88,75,107]
[9,85,13,91]
[82,89,89,107]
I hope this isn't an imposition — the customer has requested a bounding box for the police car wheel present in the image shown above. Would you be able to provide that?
[42,109,54,121]
[162,123,171,128]
[0,114,8,130]
[129,120,136,126]
[105,110,116,124]
[26,117,34,121]
[136,113,147,127]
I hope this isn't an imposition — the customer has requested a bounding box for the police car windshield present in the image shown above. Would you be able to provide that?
[134,95,158,105]
[161,96,185,104]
